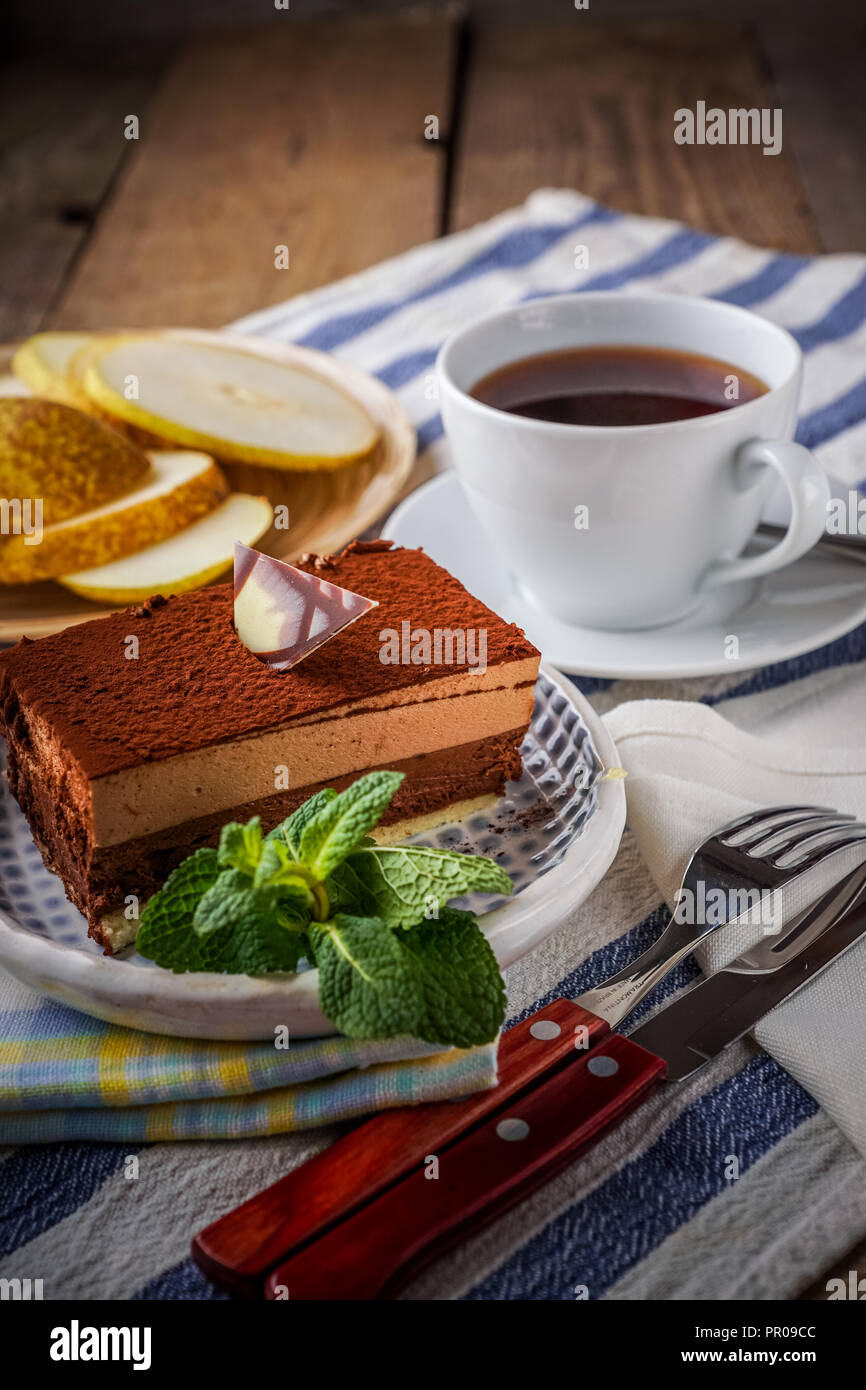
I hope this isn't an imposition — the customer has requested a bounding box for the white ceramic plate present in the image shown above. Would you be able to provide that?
[384,473,866,680]
[0,665,624,1039]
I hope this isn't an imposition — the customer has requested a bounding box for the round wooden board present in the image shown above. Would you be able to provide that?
[0,330,416,640]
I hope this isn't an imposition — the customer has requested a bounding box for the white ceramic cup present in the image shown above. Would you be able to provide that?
[437,292,830,630]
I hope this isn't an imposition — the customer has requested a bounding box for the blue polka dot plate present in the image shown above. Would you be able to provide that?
[0,664,624,1038]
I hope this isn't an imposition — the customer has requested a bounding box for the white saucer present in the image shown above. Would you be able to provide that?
[383,473,866,680]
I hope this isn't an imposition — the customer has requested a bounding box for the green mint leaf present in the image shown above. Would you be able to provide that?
[192,873,308,973]
[401,908,506,1047]
[253,839,316,905]
[323,858,366,915]
[210,888,308,973]
[254,838,293,888]
[255,840,330,921]
[138,856,308,975]
[298,771,404,879]
[193,868,250,938]
[311,907,505,1046]
[136,848,221,972]
[217,817,264,876]
[267,787,338,858]
[303,929,319,968]
[328,845,512,929]
[310,913,425,1040]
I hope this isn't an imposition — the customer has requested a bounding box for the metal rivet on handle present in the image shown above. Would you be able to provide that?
[587,1056,619,1078]
[496,1118,530,1142]
[529,1020,562,1040]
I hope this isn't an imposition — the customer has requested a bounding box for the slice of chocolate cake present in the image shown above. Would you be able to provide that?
[0,542,540,952]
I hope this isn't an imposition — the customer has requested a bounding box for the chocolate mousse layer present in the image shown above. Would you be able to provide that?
[21,729,524,948]
[0,541,540,952]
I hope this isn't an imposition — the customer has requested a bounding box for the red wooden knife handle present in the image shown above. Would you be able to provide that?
[264,1032,667,1301]
[193,997,608,1296]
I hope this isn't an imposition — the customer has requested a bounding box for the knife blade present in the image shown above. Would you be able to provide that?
[262,890,866,1299]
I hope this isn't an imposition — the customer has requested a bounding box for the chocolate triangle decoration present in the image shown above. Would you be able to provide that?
[233,543,378,671]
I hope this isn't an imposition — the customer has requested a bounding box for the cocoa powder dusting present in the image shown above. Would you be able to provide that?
[0,543,539,779]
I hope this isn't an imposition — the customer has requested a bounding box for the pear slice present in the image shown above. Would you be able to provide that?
[0,451,229,584]
[12,332,98,410]
[0,398,150,528]
[81,334,380,470]
[0,375,29,397]
[66,336,173,446]
[59,493,273,604]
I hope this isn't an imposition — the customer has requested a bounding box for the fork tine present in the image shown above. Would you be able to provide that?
[771,824,866,873]
[746,814,857,860]
[714,805,832,840]
[721,805,848,849]
[586,803,864,1031]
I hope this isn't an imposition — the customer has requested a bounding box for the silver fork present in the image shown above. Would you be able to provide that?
[729,857,866,974]
[577,804,866,1027]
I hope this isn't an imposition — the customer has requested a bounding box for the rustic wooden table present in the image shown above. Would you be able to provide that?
[1,8,864,1298]
[3,11,865,340]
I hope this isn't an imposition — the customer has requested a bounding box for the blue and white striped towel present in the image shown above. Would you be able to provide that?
[2,189,865,1300]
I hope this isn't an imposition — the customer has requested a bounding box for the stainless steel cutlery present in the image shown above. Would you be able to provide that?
[578,803,866,1026]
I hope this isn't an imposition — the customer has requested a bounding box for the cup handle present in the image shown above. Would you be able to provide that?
[700,438,830,592]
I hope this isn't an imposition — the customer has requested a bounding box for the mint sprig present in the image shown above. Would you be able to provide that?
[136,771,511,1046]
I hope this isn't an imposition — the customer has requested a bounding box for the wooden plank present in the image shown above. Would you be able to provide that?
[760,18,866,252]
[450,20,821,253]
[0,53,165,340]
[50,14,456,331]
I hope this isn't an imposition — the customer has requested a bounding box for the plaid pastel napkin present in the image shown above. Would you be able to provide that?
[0,992,498,1143]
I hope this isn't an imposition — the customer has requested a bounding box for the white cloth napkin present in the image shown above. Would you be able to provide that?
[604,684,866,1156]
